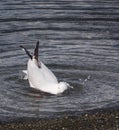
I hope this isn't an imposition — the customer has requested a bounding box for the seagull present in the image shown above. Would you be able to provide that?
[20,41,71,95]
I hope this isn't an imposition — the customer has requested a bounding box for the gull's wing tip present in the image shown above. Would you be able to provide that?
[20,45,32,59]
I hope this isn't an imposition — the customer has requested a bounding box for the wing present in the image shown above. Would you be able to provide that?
[20,45,32,59]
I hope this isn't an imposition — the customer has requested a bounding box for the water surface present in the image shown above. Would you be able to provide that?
[0,0,119,121]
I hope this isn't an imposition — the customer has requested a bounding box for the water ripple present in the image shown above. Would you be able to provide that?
[0,0,119,121]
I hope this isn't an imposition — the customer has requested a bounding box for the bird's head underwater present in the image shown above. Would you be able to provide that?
[20,41,72,95]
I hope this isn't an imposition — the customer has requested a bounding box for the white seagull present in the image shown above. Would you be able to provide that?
[20,41,71,95]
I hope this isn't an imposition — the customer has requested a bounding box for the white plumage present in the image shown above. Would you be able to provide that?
[21,41,71,95]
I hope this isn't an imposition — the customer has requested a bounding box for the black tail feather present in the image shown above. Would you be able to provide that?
[20,45,32,59]
[34,41,39,61]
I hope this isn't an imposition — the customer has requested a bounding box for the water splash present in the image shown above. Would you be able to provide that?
[78,75,91,86]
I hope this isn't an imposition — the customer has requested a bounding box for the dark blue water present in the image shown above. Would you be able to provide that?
[0,0,119,121]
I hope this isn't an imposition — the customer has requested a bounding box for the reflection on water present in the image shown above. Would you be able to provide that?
[0,0,119,121]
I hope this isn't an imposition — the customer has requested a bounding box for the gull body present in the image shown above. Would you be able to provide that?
[21,42,70,95]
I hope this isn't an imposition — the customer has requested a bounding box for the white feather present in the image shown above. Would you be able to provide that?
[22,70,28,80]
[26,58,70,94]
